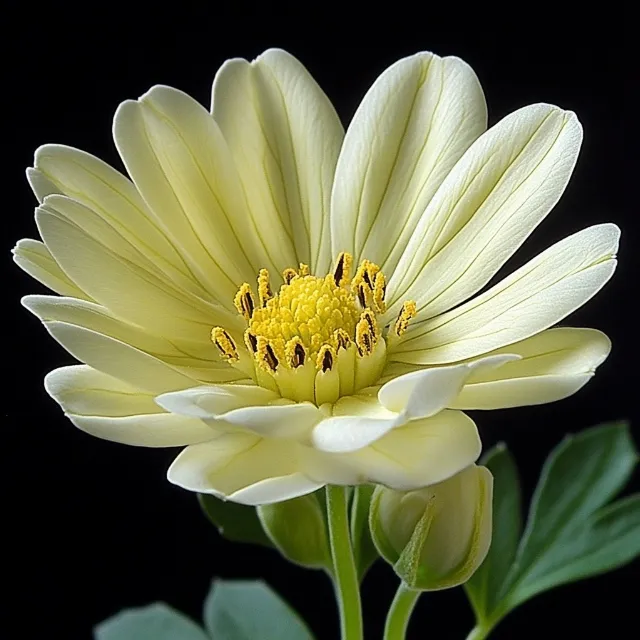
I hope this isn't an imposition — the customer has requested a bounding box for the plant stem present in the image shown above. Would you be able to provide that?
[383,582,421,640]
[326,485,363,640]
[465,625,491,640]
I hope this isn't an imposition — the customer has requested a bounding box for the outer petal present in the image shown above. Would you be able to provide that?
[386,104,583,319]
[113,90,255,302]
[12,238,90,300]
[23,295,243,385]
[41,321,196,394]
[311,354,515,453]
[212,48,344,274]
[35,202,240,342]
[167,434,324,505]
[46,366,218,446]
[394,224,619,364]
[331,53,486,273]
[157,385,322,440]
[451,328,611,409]
[28,145,208,298]
[345,410,481,490]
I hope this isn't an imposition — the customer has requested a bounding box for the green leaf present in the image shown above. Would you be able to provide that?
[463,421,639,632]
[350,484,379,581]
[503,422,639,609]
[258,493,331,570]
[465,443,522,621]
[94,603,208,640]
[203,579,314,640]
[198,494,272,548]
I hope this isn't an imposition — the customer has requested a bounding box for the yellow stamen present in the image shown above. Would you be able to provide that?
[282,268,298,285]
[244,329,258,354]
[317,344,336,372]
[257,268,273,307]
[333,328,351,351]
[394,300,417,336]
[256,336,279,372]
[355,316,374,356]
[333,252,353,287]
[298,263,310,276]
[373,272,386,314]
[285,337,306,368]
[360,308,379,344]
[211,327,239,363]
[234,283,255,321]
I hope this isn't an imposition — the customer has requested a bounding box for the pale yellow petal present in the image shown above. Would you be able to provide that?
[393,224,619,364]
[212,48,344,274]
[452,328,611,409]
[331,53,486,273]
[386,104,582,318]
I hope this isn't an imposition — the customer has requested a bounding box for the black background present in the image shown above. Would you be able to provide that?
[3,5,636,639]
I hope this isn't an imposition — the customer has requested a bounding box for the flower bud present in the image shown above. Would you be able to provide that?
[257,493,330,570]
[369,464,493,591]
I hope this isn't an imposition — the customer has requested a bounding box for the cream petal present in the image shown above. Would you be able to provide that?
[23,295,242,385]
[387,104,582,318]
[45,366,218,447]
[156,385,281,419]
[331,53,486,272]
[12,239,90,300]
[394,224,619,364]
[378,354,518,417]
[157,385,321,440]
[36,205,240,342]
[42,321,196,394]
[451,328,611,409]
[212,48,344,274]
[113,94,254,302]
[29,145,208,297]
[311,395,403,453]
[167,434,323,505]
[345,410,481,490]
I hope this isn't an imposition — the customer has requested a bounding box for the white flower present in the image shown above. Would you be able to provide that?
[14,49,616,505]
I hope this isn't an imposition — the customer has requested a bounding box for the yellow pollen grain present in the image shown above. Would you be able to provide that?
[373,272,386,314]
[257,268,273,307]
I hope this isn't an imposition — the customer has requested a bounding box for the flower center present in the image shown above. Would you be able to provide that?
[211,253,416,405]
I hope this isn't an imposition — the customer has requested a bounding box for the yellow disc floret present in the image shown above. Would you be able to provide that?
[210,253,417,403]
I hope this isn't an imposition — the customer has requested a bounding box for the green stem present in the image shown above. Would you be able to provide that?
[465,625,491,640]
[326,486,363,640]
[383,582,421,640]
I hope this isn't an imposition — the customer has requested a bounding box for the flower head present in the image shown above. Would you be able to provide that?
[14,49,616,504]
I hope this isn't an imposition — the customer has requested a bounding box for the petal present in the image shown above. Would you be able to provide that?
[157,385,322,440]
[451,328,611,409]
[42,321,196,394]
[378,354,518,416]
[28,145,208,297]
[12,238,90,299]
[45,366,218,447]
[35,203,239,342]
[23,295,243,385]
[167,434,323,505]
[156,384,281,418]
[394,224,619,364]
[346,410,481,490]
[212,48,344,274]
[311,395,403,453]
[331,53,486,272]
[113,90,255,302]
[387,104,582,318]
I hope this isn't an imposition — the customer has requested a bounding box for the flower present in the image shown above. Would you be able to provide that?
[369,464,492,590]
[14,49,617,505]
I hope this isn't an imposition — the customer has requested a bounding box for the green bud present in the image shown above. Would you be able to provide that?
[257,493,330,570]
[369,465,493,591]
